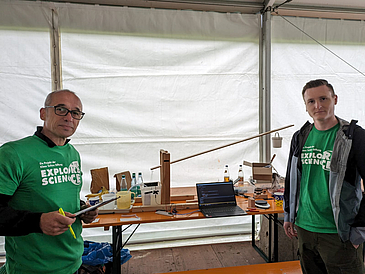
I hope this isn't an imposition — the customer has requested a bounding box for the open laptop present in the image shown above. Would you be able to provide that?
[196,181,247,218]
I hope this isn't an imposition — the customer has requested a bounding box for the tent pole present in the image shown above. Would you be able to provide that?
[259,1,273,163]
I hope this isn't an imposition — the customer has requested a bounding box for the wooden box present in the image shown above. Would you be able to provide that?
[243,161,272,182]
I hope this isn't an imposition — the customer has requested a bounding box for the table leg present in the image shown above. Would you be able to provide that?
[273,213,278,262]
[112,225,122,274]
[251,214,270,262]
[251,213,279,263]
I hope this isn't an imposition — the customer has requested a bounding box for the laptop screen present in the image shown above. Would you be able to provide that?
[196,182,237,208]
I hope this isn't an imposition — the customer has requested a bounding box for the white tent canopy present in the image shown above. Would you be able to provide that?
[0,0,365,251]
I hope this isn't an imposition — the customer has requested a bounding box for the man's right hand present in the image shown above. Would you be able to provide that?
[39,211,75,236]
[284,221,298,239]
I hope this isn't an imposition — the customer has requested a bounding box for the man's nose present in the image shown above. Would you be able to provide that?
[315,100,322,109]
[64,111,74,121]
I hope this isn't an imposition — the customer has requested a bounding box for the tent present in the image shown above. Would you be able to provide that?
[1,0,364,250]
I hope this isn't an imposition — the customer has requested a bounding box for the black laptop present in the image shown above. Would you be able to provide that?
[196,181,247,218]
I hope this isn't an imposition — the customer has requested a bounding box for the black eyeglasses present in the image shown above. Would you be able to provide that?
[45,106,85,120]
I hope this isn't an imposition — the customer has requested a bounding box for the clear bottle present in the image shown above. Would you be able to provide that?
[137,172,144,187]
[223,165,230,182]
[121,175,128,191]
[238,165,244,185]
[131,173,136,186]
[130,172,141,196]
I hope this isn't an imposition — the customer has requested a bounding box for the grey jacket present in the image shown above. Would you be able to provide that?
[284,117,365,244]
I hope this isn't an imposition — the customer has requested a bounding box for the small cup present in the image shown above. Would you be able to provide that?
[100,193,117,210]
[273,192,284,207]
[272,132,283,148]
[89,196,100,206]
[117,191,135,209]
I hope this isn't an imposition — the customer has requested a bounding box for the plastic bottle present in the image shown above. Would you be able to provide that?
[131,173,136,186]
[238,165,244,185]
[121,175,128,191]
[137,172,144,187]
[223,165,230,182]
[130,172,141,196]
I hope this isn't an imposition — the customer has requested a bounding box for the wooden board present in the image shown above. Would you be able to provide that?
[159,260,302,274]
[131,202,198,212]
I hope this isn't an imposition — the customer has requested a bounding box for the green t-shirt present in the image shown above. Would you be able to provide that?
[295,123,339,233]
[0,135,84,274]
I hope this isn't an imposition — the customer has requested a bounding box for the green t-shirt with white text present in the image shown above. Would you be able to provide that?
[0,135,84,274]
[295,123,339,233]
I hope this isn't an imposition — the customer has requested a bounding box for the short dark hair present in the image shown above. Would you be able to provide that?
[302,79,335,99]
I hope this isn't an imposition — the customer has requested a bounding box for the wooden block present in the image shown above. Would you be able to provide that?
[171,186,197,196]
[170,194,195,201]
[160,149,171,204]
[131,202,199,213]
[248,197,255,208]
[90,167,109,193]
[254,193,268,199]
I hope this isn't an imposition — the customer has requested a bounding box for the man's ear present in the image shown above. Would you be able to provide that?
[40,108,46,121]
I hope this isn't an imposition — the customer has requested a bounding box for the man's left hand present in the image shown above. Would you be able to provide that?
[79,206,99,224]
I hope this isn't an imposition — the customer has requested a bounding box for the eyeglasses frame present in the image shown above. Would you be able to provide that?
[44,105,85,120]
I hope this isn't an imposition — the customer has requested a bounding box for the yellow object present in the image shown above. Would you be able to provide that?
[59,208,76,239]
[117,191,134,209]
[85,186,109,200]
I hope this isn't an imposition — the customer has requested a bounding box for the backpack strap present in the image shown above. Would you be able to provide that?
[344,119,358,139]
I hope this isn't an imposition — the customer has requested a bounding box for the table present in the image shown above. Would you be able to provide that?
[83,196,284,274]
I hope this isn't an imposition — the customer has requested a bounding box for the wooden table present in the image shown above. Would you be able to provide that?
[83,196,284,274]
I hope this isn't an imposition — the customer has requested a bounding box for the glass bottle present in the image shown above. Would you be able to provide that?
[223,165,230,182]
[238,165,244,186]
[130,172,141,196]
[137,172,144,187]
[121,175,128,191]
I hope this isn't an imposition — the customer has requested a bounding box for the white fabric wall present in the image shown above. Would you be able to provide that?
[57,5,260,191]
[271,16,365,176]
[0,1,260,249]
[57,3,260,244]
[1,1,365,251]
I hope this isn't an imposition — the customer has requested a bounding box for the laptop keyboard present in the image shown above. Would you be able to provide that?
[204,206,238,214]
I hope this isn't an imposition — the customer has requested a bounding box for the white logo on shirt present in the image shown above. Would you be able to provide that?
[40,160,82,186]
[301,146,332,171]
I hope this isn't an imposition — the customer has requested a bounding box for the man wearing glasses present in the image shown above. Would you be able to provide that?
[0,90,98,274]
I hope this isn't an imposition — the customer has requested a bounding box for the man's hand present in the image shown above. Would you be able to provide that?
[284,221,298,239]
[40,211,75,236]
[79,205,99,224]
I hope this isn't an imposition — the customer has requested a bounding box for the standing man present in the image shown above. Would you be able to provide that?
[0,90,98,274]
[283,79,365,274]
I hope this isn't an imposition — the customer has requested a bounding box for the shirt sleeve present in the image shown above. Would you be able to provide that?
[349,126,365,227]
[0,143,23,195]
[0,193,43,236]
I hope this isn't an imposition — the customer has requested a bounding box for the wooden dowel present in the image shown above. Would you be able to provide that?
[150,124,294,170]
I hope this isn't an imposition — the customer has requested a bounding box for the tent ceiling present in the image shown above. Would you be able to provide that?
[33,0,365,19]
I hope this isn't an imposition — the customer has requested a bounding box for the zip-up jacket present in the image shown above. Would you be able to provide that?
[284,117,365,245]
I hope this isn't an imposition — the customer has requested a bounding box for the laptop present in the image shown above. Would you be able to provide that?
[196,181,247,218]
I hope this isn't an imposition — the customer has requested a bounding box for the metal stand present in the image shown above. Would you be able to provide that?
[111,224,140,274]
[251,213,279,263]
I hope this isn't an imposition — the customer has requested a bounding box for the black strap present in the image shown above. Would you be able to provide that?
[345,119,358,139]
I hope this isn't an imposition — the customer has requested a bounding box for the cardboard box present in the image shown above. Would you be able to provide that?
[243,161,272,182]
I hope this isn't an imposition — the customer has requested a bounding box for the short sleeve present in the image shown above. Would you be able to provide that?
[0,143,22,195]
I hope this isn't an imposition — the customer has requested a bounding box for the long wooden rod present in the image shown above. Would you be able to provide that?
[150,124,294,170]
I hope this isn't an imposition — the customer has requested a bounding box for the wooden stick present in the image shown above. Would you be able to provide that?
[150,124,294,170]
